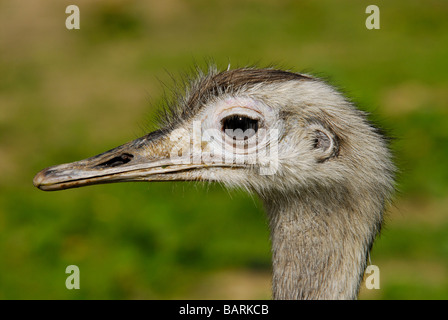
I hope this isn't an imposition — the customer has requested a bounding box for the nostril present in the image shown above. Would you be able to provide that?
[44,169,56,176]
[95,153,134,168]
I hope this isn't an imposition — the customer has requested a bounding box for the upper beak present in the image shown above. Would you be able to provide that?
[33,129,209,191]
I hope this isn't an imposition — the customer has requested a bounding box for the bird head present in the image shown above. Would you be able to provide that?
[34,67,394,201]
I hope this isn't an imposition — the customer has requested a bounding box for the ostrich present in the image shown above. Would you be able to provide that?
[33,67,395,300]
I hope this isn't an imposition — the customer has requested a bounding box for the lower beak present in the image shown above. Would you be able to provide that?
[33,130,207,191]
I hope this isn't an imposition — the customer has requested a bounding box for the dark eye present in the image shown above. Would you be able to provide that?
[222,115,259,140]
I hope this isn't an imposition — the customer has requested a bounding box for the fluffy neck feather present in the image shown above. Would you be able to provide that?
[261,186,381,300]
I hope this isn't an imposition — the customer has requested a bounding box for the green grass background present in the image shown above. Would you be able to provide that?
[0,0,447,299]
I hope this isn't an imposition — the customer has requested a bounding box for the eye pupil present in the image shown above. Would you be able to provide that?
[222,115,259,140]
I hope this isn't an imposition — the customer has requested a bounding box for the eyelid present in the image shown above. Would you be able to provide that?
[218,105,262,121]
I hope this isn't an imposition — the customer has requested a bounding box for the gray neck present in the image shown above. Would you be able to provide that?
[262,188,380,300]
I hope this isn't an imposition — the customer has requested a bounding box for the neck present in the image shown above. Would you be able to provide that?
[261,187,381,300]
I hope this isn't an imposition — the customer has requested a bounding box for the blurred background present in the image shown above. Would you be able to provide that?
[0,0,447,299]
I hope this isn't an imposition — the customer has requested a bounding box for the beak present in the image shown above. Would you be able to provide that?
[33,129,214,191]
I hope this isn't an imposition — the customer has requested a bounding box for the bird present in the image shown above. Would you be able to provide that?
[33,66,395,300]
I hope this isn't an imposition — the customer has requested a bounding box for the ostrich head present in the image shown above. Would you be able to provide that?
[34,67,395,299]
